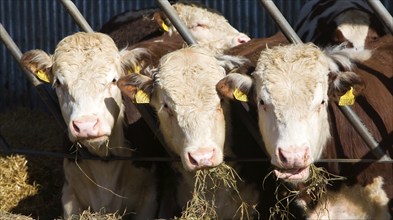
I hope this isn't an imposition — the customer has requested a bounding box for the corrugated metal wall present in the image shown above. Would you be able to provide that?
[1,0,392,112]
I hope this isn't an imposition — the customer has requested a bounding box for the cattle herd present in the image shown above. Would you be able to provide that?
[19,0,392,219]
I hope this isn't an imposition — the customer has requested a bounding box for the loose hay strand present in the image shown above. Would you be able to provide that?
[267,164,346,220]
[72,147,128,199]
[180,163,257,220]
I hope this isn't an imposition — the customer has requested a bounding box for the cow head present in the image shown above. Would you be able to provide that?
[118,46,246,171]
[21,32,145,157]
[217,43,369,182]
[333,10,380,50]
[171,2,250,54]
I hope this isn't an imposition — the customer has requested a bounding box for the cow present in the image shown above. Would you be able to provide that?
[100,1,250,54]
[218,38,393,219]
[20,32,158,219]
[294,0,388,50]
[117,46,260,219]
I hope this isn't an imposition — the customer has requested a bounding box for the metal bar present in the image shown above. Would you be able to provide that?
[367,0,393,34]
[0,23,66,130]
[259,0,302,44]
[59,0,94,33]
[0,23,41,86]
[339,106,391,160]
[156,0,198,45]
[258,0,389,160]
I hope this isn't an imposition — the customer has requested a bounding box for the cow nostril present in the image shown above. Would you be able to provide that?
[238,39,247,44]
[278,149,288,163]
[72,122,80,133]
[188,153,198,166]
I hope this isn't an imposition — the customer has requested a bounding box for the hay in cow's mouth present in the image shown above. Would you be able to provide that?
[264,164,346,219]
[180,162,257,219]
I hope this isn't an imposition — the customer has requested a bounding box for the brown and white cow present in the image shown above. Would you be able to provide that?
[218,40,393,218]
[117,46,259,218]
[101,1,250,55]
[294,0,387,50]
[21,32,157,219]
[171,1,250,54]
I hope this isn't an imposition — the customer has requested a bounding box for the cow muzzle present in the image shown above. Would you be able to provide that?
[232,33,251,46]
[69,115,108,142]
[184,148,222,171]
[273,146,311,181]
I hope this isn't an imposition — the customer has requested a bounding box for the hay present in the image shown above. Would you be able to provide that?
[0,107,64,219]
[0,210,34,220]
[63,208,123,220]
[0,155,38,211]
[265,164,345,220]
[180,163,257,220]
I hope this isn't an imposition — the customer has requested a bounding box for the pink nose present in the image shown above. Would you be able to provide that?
[276,147,310,169]
[233,34,251,46]
[70,115,100,138]
[188,148,215,169]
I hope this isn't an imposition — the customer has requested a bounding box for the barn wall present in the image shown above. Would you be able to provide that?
[0,0,392,112]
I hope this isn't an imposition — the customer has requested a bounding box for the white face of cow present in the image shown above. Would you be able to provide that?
[217,43,368,182]
[151,47,228,171]
[52,33,125,152]
[335,10,371,50]
[173,3,250,54]
[253,44,331,181]
[21,32,144,156]
[248,45,330,181]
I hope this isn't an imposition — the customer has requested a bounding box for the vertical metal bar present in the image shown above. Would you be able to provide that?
[59,0,94,33]
[258,0,389,160]
[156,0,198,45]
[259,0,302,44]
[367,0,393,34]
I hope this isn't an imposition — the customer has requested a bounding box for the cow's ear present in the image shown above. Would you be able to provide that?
[215,55,249,72]
[328,71,364,105]
[120,48,149,75]
[153,11,170,32]
[117,72,153,104]
[216,73,254,104]
[20,50,53,83]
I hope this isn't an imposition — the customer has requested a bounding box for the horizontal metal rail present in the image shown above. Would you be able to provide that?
[259,0,391,161]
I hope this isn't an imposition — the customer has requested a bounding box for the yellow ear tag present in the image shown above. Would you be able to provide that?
[128,65,141,75]
[134,65,141,74]
[339,87,355,106]
[135,90,150,104]
[161,21,169,32]
[233,88,248,102]
[36,70,50,83]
